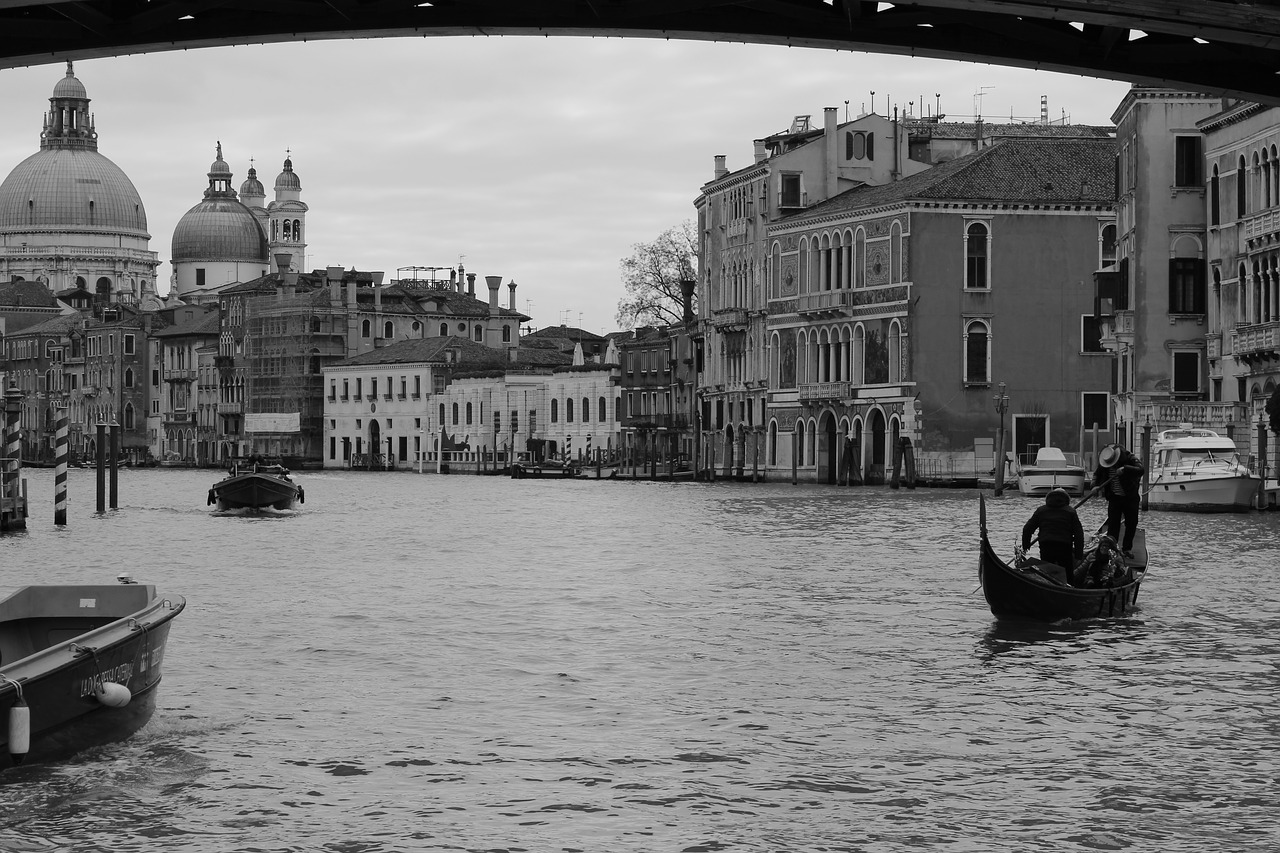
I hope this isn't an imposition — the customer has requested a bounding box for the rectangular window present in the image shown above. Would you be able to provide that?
[196,268,206,287]
[1081,315,1105,353]
[1169,258,1206,314]
[1172,351,1201,396]
[123,334,135,355]
[780,173,802,208]
[1082,392,1109,431]
[1174,136,1203,187]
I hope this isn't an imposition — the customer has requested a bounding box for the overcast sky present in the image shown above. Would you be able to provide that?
[0,37,1132,334]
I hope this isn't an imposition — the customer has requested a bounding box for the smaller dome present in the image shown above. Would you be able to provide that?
[52,62,87,100]
[239,166,264,198]
[274,156,301,191]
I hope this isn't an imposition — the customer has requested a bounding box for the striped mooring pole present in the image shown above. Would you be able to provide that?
[3,382,21,508]
[54,404,68,525]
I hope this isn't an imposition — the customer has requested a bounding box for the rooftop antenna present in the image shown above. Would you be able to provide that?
[974,86,993,120]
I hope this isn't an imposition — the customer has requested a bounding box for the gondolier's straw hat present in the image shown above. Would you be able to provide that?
[1099,445,1122,468]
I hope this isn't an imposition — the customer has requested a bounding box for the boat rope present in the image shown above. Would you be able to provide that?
[0,674,22,702]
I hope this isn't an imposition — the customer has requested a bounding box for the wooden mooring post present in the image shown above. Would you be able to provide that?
[2,382,28,531]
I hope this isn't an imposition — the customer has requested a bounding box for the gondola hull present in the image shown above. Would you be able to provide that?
[978,495,1147,622]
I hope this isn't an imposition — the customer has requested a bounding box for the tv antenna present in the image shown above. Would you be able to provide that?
[974,86,994,120]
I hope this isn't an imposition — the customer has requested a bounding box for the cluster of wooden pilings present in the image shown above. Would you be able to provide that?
[1,382,122,532]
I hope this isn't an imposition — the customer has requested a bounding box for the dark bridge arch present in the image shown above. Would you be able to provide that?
[6,1,1280,104]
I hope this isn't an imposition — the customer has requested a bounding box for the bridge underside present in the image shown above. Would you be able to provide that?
[6,1,1280,104]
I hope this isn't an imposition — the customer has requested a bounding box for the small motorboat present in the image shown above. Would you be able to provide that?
[208,459,304,510]
[510,459,584,480]
[977,495,1147,622]
[1147,424,1262,512]
[0,577,185,768]
[1014,446,1088,497]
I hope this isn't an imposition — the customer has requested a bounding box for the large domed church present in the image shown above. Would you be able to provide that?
[170,144,309,303]
[0,62,159,303]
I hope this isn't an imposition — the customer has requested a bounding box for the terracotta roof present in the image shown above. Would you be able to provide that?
[791,138,1116,221]
[337,336,507,368]
[0,279,59,308]
[152,308,219,338]
[8,312,81,336]
[524,325,605,342]
[911,122,1114,140]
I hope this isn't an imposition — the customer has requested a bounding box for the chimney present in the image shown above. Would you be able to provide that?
[508,280,517,311]
[680,279,696,324]
[328,265,343,302]
[467,273,476,298]
[457,263,466,293]
[485,275,501,315]
[753,140,767,164]
[714,155,727,179]
[824,106,838,198]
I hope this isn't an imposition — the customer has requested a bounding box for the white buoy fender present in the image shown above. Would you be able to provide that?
[8,698,30,763]
[95,682,132,708]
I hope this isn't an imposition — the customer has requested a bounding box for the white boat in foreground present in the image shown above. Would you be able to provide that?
[1015,447,1088,497]
[1147,425,1262,512]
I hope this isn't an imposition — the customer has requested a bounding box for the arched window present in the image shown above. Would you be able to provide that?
[361,319,371,338]
[293,219,301,239]
[309,349,321,374]
[451,403,459,425]
[566,398,574,422]
[854,230,866,288]
[852,325,865,386]
[888,321,902,384]
[965,222,989,289]
[599,397,607,422]
[439,323,448,337]
[283,220,291,240]
[1211,165,1221,226]
[1101,223,1117,267]
[502,325,512,343]
[466,402,473,425]
[311,317,322,333]
[474,324,483,342]
[123,403,135,430]
[383,321,394,339]
[890,222,902,284]
[964,320,991,384]
[439,403,445,425]
[582,397,590,423]
[551,399,559,423]
[124,368,134,388]
[1238,155,1248,218]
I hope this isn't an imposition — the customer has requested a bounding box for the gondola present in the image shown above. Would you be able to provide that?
[977,494,1147,622]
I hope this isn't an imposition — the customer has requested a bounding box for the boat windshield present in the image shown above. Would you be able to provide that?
[1162,448,1241,467]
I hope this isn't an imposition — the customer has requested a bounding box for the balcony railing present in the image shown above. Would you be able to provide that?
[1140,401,1249,429]
[710,308,749,331]
[796,291,852,316]
[166,369,197,382]
[1243,208,1280,241]
[217,401,243,415]
[799,381,851,402]
[1232,320,1280,357]
[622,413,690,430]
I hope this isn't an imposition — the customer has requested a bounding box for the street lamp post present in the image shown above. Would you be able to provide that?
[993,382,1010,496]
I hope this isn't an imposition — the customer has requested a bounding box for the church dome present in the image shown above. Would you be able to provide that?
[239,166,265,198]
[171,198,269,263]
[52,66,87,99]
[274,157,301,191]
[0,61,147,236]
[0,149,148,234]
[171,143,268,263]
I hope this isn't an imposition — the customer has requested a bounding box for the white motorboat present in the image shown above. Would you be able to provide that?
[1147,425,1262,512]
[1015,447,1088,497]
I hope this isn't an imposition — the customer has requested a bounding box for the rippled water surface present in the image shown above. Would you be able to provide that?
[1,468,1278,852]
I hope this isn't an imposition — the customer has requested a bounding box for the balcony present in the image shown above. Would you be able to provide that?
[1243,208,1280,244]
[217,401,243,415]
[1232,320,1280,363]
[799,381,851,402]
[710,308,750,332]
[1139,401,1249,430]
[796,291,852,318]
[623,413,690,431]
[80,385,96,397]
[166,369,197,382]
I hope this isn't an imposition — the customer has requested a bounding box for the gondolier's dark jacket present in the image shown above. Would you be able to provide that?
[1091,451,1144,501]
[1022,489,1086,559]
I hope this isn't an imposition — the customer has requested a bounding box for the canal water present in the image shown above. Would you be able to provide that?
[0,468,1277,852]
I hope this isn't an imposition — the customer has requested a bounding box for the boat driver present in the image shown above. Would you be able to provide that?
[1089,444,1144,560]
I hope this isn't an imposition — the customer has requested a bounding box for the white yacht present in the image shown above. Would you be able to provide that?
[1147,425,1261,512]
[1015,446,1088,497]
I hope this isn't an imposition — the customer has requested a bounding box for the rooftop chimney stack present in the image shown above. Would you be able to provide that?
[508,280,517,311]
[467,273,476,298]
[714,155,728,179]
[824,106,838,198]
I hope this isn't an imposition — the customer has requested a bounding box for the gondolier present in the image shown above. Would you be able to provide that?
[1090,444,1144,559]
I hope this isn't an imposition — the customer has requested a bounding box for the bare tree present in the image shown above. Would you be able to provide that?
[615,220,698,329]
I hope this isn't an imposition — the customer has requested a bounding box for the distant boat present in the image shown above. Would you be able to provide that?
[208,460,304,510]
[0,578,185,768]
[510,459,584,480]
[1147,425,1262,512]
[1014,447,1088,497]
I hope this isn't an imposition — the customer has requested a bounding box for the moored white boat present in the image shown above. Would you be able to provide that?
[1147,425,1262,512]
[1015,447,1088,497]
